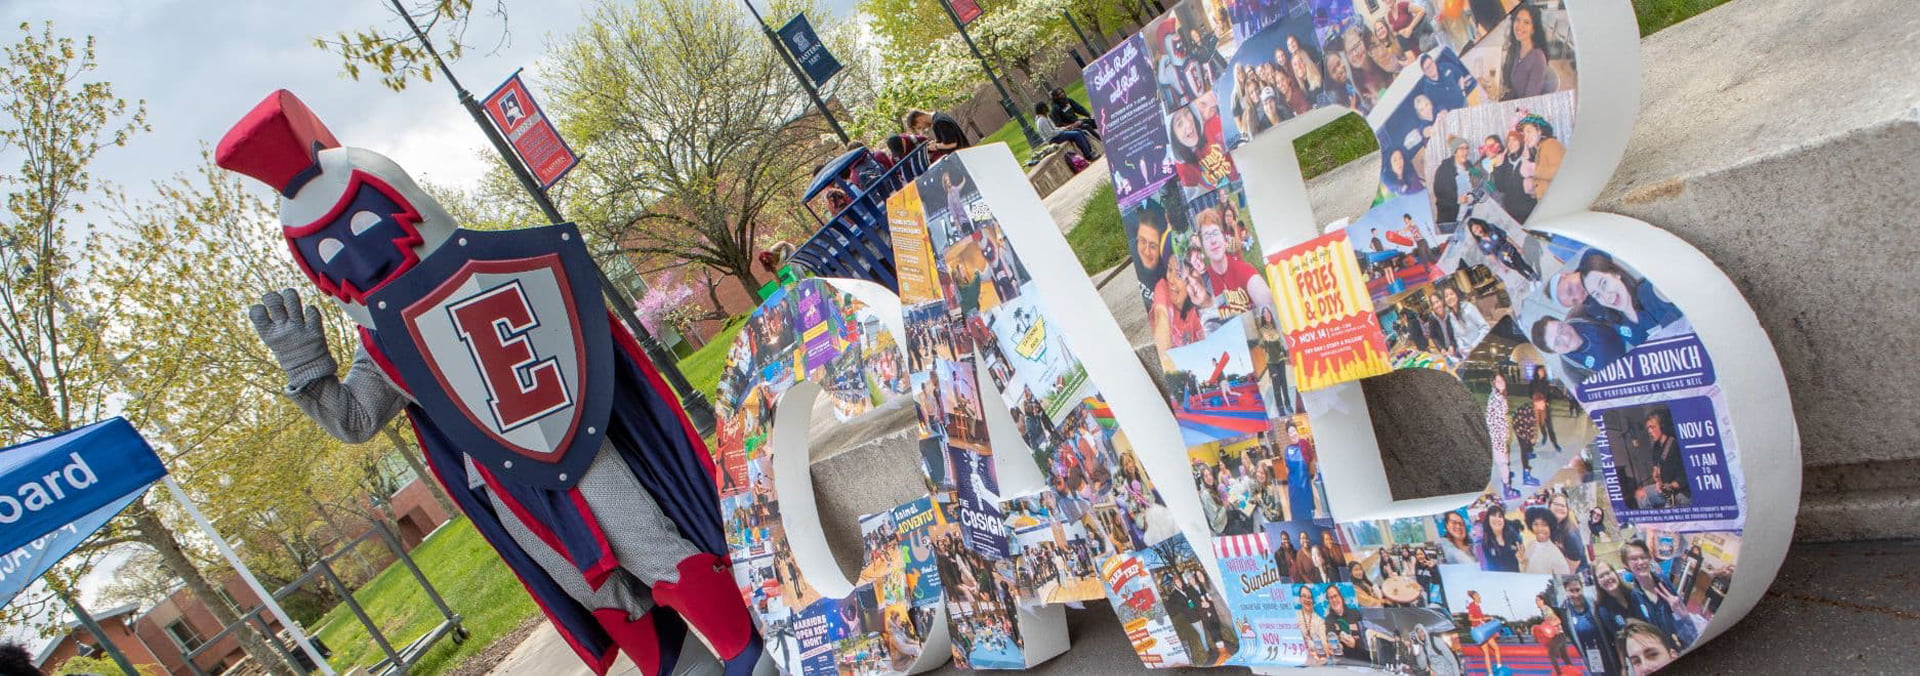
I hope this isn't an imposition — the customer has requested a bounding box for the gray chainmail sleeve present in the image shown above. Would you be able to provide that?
[286,344,409,444]
[288,344,704,608]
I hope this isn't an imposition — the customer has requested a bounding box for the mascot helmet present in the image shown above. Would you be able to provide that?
[216,89,459,327]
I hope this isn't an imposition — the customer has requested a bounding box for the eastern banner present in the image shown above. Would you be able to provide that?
[481,71,579,188]
[777,13,843,87]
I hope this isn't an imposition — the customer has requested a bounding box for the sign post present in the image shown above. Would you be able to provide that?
[938,0,1042,149]
[745,1,851,145]
[385,0,717,435]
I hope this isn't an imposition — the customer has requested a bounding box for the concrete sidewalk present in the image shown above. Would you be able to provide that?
[484,624,634,676]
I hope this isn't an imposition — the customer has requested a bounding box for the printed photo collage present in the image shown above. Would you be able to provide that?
[886,157,1252,669]
[1087,0,1751,673]
[711,277,930,676]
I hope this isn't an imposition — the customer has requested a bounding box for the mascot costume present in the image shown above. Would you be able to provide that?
[216,90,765,676]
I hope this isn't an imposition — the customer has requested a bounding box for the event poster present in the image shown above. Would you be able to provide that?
[889,182,942,303]
[1100,554,1187,667]
[794,602,836,675]
[1266,231,1391,390]
[892,498,945,604]
[1084,34,1174,206]
[1593,395,1740,526]
[796,281,841,372]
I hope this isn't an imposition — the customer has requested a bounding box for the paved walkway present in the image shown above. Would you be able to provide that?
[485,623,635,676]
[1040,157,1111,234]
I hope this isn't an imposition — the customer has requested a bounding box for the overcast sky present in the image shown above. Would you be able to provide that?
[2,0,857,650]
[2,0,860,202]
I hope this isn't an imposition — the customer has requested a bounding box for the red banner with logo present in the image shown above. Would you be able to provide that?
[481,71,579,189]
[950,0,982,25]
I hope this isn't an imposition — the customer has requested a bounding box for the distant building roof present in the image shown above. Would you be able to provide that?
[34,603,143,667]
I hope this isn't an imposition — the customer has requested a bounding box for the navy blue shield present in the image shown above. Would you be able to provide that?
[367,224,611,489]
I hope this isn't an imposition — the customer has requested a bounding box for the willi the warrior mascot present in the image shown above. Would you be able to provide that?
[216,90,764,675]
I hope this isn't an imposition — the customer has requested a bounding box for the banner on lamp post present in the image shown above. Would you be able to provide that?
[950,0,983,25]
[481,70,579,189]
[777,13,843,87]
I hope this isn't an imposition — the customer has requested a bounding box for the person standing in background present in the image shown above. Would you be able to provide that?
[1486,373,1518,497]
[1529,364,1564,452]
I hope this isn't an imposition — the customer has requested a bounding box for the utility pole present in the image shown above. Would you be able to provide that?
[390,0,716,435]
[1062,11,1105,57]
[53,583,142,676]
[742,0,851,145]
[938,0,1043,149]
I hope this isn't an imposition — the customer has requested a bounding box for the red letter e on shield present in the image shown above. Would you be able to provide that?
[448,281,572,432]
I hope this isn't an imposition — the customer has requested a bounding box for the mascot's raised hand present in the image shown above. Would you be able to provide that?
[248,288,337,389]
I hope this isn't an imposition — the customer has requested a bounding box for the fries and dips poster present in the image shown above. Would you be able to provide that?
[1266,231,1391,391]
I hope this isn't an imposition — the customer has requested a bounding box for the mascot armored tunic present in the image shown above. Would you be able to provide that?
[216,90,763,676]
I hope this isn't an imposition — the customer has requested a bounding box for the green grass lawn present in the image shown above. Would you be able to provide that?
[1636,0,1736,34]
[1065,184,1127,276]
[312,517,537,675]
[676,315,748,399]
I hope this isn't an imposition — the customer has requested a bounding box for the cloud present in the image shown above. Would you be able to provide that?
[1,0,590,206]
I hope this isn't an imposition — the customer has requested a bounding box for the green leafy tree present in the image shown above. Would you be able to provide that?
[313,0,508,91]
[539,0,845,298]
[0,23,298,675]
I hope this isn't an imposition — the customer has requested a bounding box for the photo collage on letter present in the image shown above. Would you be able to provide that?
[891,156,1252,669]
[707,277,926,675]
[1092,0,1750,672]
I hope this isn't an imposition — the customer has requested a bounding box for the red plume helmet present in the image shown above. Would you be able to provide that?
[216,90,341,198]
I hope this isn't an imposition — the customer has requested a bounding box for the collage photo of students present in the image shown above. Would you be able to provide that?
[1071,0,1761,671]
[884,155,1260,668]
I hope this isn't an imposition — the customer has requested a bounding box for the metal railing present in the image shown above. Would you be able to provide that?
[787,146,932,289]
[178,520,463,676]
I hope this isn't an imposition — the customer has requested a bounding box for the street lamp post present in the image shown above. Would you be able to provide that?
[938,0,1043,150]
[1062,11,1106,57]
[388,0,716,435]
[742,0,851,145]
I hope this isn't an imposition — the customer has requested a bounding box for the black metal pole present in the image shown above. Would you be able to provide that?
[57,589,141,676]
[938,0,1043,149]
[742,0,851,145]
[391,0,717,435]
[1063,11,1104,56]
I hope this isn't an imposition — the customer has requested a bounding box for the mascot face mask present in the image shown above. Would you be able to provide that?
[282,170,425,303]
[215,89,459,326]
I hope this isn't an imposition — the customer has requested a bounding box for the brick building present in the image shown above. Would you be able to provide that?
[31,473,453,675]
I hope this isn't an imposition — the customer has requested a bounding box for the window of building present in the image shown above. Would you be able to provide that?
[371,451,414,498]
[165,619,205,651]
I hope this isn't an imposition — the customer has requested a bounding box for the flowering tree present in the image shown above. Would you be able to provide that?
[634,269,699,336]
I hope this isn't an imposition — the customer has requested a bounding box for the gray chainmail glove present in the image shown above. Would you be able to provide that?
[248,288,339,392]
